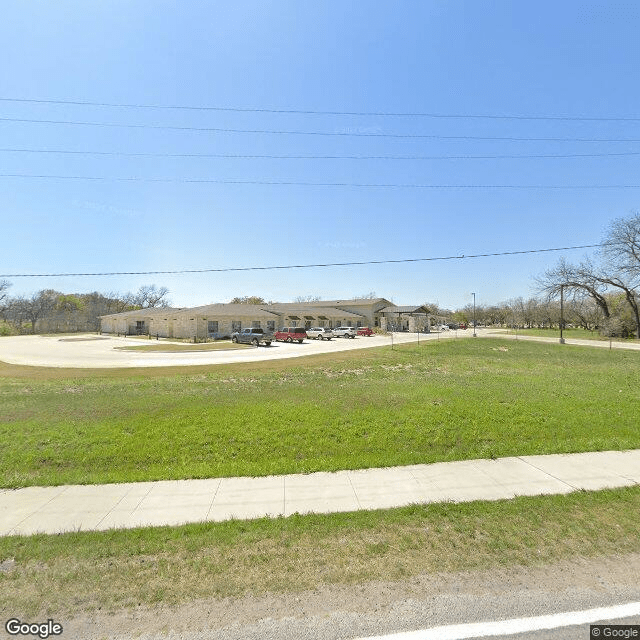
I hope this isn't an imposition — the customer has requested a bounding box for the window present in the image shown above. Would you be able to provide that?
[207,320,218,334]
[232,320,241,332]
[290,320,297,327]
[267,320,275,331]
[252,320,261,328]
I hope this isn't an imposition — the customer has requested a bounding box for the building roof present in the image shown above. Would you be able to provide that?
[268,304,364,318]
[100,307,185,319]
[379,305,429,314]
[102,298,386,320]
[290,298,391,307]
[186,304,281,318]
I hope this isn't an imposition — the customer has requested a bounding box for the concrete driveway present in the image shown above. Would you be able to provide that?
[0,331,455,368]
[3,329,638,369]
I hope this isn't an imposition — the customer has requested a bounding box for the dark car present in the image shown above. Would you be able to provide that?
[231,327,273,346]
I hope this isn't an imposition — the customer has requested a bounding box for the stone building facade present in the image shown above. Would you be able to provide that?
[100,298,432,339]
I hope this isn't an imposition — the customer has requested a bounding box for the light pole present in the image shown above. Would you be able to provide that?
[472,293,477,337]
[559,284,565,344]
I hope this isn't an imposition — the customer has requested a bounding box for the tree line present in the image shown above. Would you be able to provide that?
[423,214,640,337]
[0,284,170,335]
[1,214,638,338]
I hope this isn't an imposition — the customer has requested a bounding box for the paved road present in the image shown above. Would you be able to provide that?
[1,329,639,369]
[488,329,640,351]
[0,331,441,368]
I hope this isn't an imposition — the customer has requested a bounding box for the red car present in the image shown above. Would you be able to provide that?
[357,327,374,336]
[274,327,307,343]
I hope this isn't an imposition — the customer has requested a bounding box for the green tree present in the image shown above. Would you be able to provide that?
[229,296,267,304]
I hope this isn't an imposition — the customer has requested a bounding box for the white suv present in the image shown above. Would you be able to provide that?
[306,327,334,340]
[333,327,357,338]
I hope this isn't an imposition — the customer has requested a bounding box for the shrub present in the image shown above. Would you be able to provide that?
[0,321,18,336]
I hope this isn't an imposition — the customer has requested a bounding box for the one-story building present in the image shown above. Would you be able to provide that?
[100,297,433,339]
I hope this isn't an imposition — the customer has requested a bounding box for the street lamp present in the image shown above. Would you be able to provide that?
[472,292,477,337]
[559,284,565,344]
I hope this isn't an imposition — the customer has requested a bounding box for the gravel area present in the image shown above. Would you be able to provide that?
[61,554,640,640]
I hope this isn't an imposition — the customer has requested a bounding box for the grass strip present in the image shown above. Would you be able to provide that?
[1,338,640,487]
[1,486,639,617]
[501,328,640,342]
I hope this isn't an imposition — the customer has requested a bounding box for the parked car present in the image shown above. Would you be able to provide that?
[231,327,273,346]
[333,326,357,338]
[458,323,467,330]
[306,327,334,340]
[437,324,449,331]
[274,327,307,343]
[357,327,374,336]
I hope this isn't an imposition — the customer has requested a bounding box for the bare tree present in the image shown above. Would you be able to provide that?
[103,290,137,314]
[293,295,321,303]
[602,213,640,280]
[537,257,612,320]
[567,294,603,331]
[0,280,11,319]
[538,251,640,338]
[599,214,640,337]
[595,274,640,338]
[129,285,171,309]
[11,290,59,334]
[229,296,266,304]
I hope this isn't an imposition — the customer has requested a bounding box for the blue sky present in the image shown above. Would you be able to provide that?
[2,1,640,310]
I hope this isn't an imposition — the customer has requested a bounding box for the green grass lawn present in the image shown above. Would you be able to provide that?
[501,327,640,342]
[2,487,640,617]
[1,338,639,487]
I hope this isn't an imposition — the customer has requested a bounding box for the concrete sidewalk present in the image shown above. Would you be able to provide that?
[2,450,639,536]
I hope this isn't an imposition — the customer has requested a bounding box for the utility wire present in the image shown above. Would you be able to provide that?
[1,173,640,189]
[0,96,638,122]
[2,147,640,161]
[2,116,640,142]
[0,244,610,278]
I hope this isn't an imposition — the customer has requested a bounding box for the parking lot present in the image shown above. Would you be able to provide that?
[0,331,463,368]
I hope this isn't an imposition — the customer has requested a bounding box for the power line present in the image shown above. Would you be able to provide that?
[2,173,640,189]
[2,147,640,161]
[0,243,609,278]
[3,116,640,142]
[0,96,638,122]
